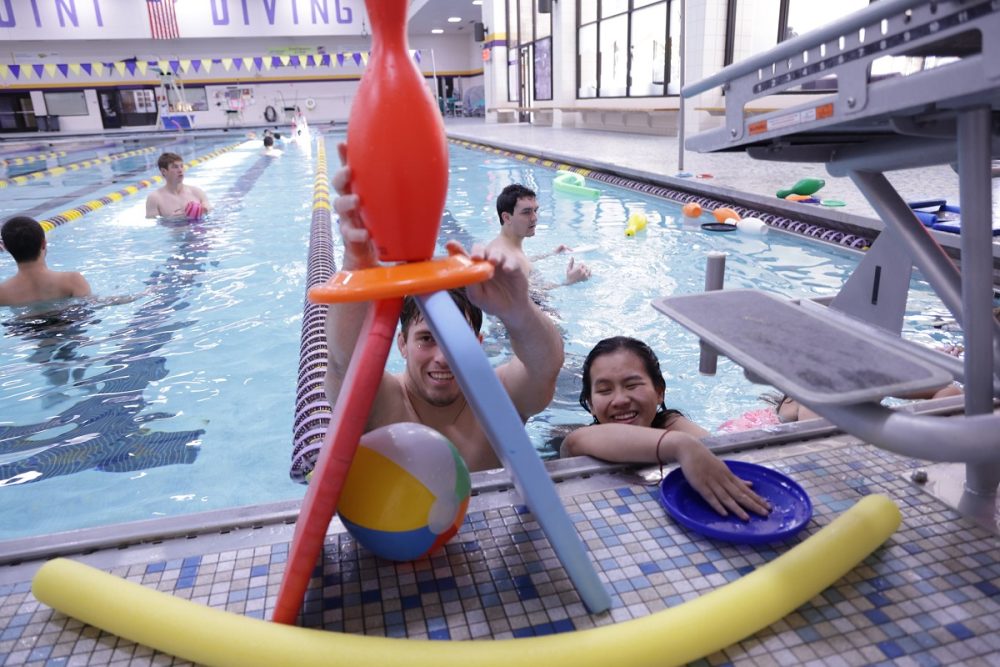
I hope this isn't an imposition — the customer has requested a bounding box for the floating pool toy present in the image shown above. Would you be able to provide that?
[701,222,738,233]
[625,212,648,237]
[339,423,470,561]
[713,207,742,223]
[682,202,703,218]
[31,494,901,667]
[820,199,846,207]
[278,0,611,623]
[184,200,203,220]
[735,217,768,234]
[776,177,825,199]
[676,172,694,178]
[345,1,448,263]
[784,194,812,202]
[659,461,813,544]
[553,170,600,198]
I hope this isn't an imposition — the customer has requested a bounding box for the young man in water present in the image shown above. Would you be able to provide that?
[145,152,211,220]
[324,144,564,472]
[487,183,591,287]
[0,216,91,307]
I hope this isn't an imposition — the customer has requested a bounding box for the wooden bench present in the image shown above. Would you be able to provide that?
[558,106,679,136]
[486,107,518,123]
[696,106,779,117]
[486,107,556,125]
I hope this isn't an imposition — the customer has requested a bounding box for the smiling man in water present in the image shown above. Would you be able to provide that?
[320,145,564,473]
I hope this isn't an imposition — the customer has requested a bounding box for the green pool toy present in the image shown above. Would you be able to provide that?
[821,199,846,207]
[777,177,825,199]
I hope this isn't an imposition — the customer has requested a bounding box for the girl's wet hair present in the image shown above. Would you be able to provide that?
[579,336,680,428]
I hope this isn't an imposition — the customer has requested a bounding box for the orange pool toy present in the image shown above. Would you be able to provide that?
[682,202,703,218]
[308,251,494,304]
[713,207,742,223]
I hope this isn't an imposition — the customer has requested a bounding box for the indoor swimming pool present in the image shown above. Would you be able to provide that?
[0,132,966,541]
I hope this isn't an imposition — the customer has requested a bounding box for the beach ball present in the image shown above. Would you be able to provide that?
[338,422,471,561]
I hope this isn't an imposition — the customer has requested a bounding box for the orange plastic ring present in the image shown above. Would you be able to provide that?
[308,254,494,304]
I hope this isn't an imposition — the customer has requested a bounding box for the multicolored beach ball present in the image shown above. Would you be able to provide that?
[338,422,472,561]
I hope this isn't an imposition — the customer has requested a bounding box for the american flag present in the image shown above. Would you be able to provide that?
[146,0,180,40]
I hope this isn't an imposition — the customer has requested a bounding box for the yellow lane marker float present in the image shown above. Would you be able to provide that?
[33,495,900,667]
[0,145,162,188]
[0,150,67,168]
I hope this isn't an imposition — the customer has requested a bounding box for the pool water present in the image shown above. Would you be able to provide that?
[0,133,964,541]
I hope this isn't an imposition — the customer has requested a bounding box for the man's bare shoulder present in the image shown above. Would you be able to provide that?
[367,372,414,427]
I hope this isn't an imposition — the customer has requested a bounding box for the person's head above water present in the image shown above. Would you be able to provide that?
[1,216,46,264]
[157,152,183,172]
[579,336,675,428]
[496,184,537,226]
[263,135,275,148]
[399,288,483,340]
[395,288,484,409]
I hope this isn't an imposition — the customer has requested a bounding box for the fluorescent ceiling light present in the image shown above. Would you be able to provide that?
[431,28,444,34]
[447,17,461,23]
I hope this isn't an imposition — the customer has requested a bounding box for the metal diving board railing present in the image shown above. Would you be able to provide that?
[664,0,1000,532]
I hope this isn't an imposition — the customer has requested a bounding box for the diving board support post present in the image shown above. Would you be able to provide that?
[957,105,1000,496]
[416,290,612,614]
[699,252,725,375]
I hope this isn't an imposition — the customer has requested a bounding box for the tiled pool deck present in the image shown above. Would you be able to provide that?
[1,121,997,665]
[1,435,998,666]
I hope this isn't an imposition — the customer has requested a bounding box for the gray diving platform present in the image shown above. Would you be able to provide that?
[671,0,1000,532]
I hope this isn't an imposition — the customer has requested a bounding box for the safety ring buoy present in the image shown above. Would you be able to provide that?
[263,105,277,123]
[304,98,317,111]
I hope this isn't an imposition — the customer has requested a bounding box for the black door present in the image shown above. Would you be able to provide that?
[99,90,122,129]
[0,94,36,133]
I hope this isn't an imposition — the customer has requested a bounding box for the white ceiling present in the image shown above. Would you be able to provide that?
[407,0,486,38]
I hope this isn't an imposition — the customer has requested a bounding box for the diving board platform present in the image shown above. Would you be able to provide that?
[674,0,1000,525]
[652,290,952,406]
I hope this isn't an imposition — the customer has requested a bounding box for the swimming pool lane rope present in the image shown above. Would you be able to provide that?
[450,138,874,250]
[32,494,901,667]
[0,149,68,168]
[290,137,336,483]
[0,145,163,189]
[31,142,246,235]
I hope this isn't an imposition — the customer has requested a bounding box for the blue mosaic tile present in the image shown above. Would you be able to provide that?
[877,639,905,659]
[945,621,974,640]
[974,580,999,597]
[144,561,166,575]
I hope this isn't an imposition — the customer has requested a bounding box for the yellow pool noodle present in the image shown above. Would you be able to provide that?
[32,494,900,667]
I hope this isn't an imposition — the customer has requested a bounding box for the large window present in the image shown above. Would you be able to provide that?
[576,0,676,99]
[43,91,89,116]
[167,86,208,112]
[724,0,936,92]
[506,0,552,104]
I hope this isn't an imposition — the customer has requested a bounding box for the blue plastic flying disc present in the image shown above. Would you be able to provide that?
[659,460,812,544]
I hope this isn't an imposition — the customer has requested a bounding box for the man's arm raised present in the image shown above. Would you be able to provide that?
[456,242,564,420]
[323,144,396,425]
